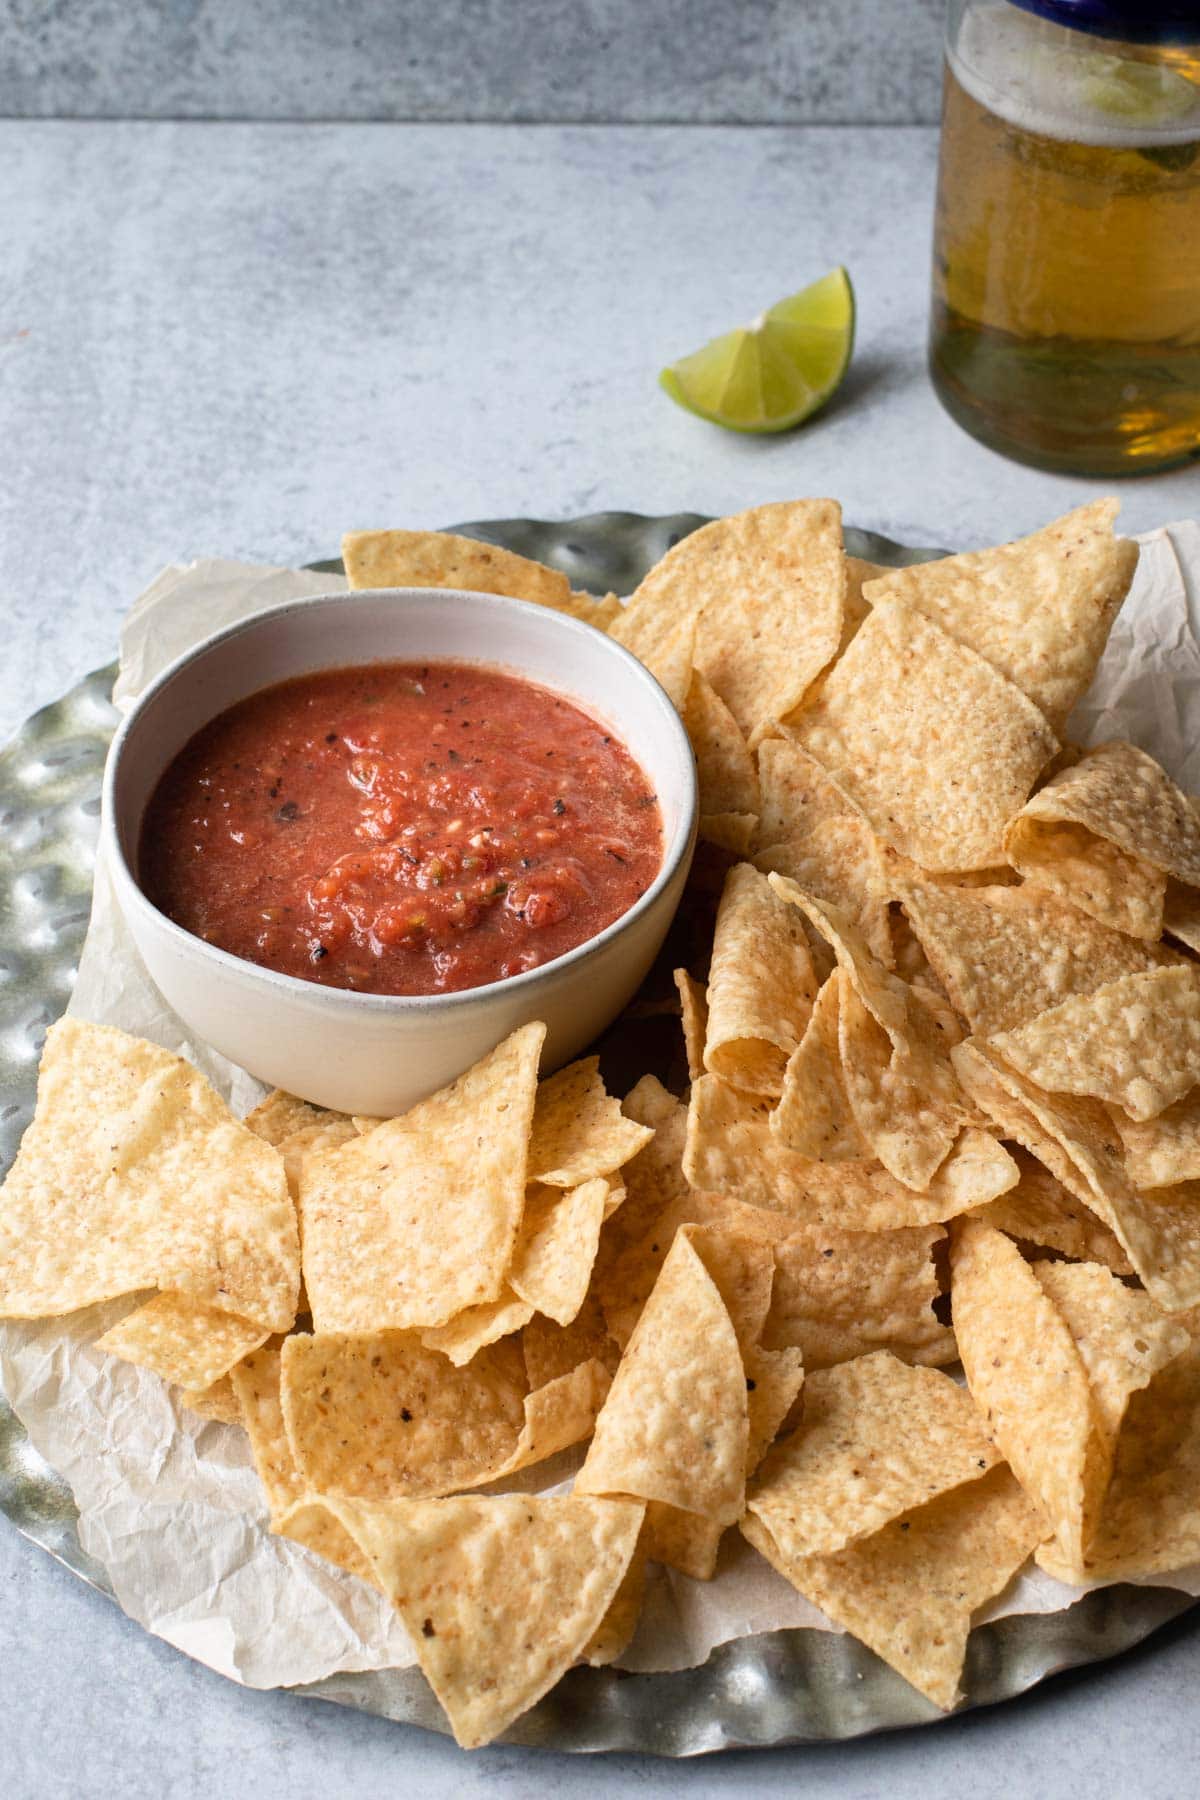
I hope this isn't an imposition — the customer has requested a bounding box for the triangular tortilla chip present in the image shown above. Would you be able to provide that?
[745,1466,1043,1711]
[772,971,869,1161]
[341,528,573,608]
[765,1223,954,1369]
[0,1019,298,1330]
[300,1022,544,1331]
[674,968,709,1082]
[754,739,892,964]
[685,1075,1017,1231]
[1009,740,1200,889]
[684,668,760,816]
[282,1331,606,1499]
[507,1178,610,1325]
[786,597,1057,871]
[951,1220,1099,1566]
[968,1148,1132,1274]
[860,500,1137,730]
[640,1223,805,1580]
[528,1056,653,1186]
[95,1293,269,1391]
[703,863,818,1096]
[1036,1341,1200,1583]
[1112,1087,1200,1189]
[577,1230,749,1526]
[611,500,845,747]
[326,1493,644,1748]
[894,877,1169,1038]
[952,1040,1200,1312]
[178,1374,241,1425]
[987,966,1200,1122]
[419,1292,535,1365]
[746,1352,1000,1559]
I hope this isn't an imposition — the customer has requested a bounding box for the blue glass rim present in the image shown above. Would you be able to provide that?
[1007,0,1200,44]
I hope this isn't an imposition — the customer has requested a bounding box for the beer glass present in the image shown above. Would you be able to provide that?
[929,1,1200,474]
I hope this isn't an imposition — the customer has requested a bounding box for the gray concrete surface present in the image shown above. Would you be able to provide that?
[2,115,1199,1799]
[0,0,945,122]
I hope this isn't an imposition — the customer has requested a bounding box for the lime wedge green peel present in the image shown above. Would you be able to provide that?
[659,267,855,436]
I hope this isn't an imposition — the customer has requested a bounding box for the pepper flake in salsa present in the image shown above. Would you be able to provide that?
[139,661,663,996]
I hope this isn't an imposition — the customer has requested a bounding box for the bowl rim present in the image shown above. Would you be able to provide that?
[102,585,698,1016]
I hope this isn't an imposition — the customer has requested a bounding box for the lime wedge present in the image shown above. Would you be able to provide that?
[1080,55,1197,127]
[659,268,855,435]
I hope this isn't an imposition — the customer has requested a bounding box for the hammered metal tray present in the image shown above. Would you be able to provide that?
[0,510,1193,1755]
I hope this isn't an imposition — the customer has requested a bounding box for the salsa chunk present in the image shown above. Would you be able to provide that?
[140,661,663,996]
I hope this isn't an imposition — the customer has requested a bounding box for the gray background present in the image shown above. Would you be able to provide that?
[0,0,945,122]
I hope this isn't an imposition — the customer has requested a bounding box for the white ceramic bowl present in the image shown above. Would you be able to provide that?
[103,588,697,1116]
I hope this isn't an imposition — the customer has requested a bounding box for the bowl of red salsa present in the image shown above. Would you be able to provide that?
[103,587,697,1115]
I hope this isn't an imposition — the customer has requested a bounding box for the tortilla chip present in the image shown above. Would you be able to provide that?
[968,1148,1132,1274]
[601,1077,691,1261]
[521,1293,620,1390]
[1035,1341,1200,1582]
[841,555,887,647]
[700,811,760,856]
[746,1352,999,1559]
[341,528,574,609]
[507,1178,610,1325]
[244,1089,351,1146]
[785,597,1057,871]
[0,1019,298,1330]
[765,1224,955,1369]
[703,863,818,1096]
[178,1375,241,1425]
[754,740,892,963]
[772,971,869,1161]
[300,1022,544,1332]
[580,1530,649,1665]
[529,1056,653,1186]
[282,1330,606,1499]
[860,501,1137,730]
[417,1291,535,1365]
[837,971,964,1192]
[1033,1260,1191,1452]
[326,1493,644,1749]
[1011,740,1200,889]
[640,1223,804,1580]
[674,969,708,1082]
[1005,819,1165,940]
[952,1040,1200,1312]
[230,1340,301,1518]
[987,966,1200,1122]
[684,668,760,816]
[1112,1087,1200,1189]
[95,1293,269,1391]
[951,1220,1098,1564]
[612,500,844,746]
[577,1230,749,1526]
[685,1075,1017,1231]
[894,877,1169,1038]
[273,1498,378,1587]
[745,1466,1043,1711]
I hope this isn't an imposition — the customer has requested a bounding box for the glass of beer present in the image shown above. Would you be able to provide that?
[929,1,1200,475]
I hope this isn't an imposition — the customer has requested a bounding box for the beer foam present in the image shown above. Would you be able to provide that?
[951,4,1200,148]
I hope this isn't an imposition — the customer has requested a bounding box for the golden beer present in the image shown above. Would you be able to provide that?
[929,2,1200,474]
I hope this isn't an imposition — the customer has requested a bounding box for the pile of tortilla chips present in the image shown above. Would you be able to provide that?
[6,496,1200,1748]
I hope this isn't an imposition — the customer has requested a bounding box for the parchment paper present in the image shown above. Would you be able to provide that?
[3,529,1200,1693]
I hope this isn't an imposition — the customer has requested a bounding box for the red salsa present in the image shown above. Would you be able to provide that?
[139,661,663,996]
